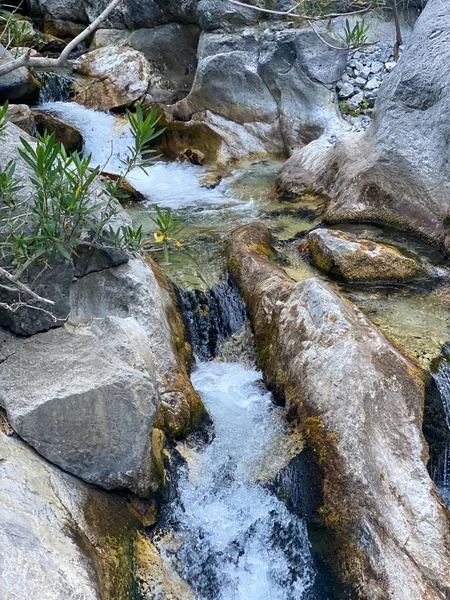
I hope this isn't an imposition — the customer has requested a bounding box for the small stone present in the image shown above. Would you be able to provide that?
[349,59,356,68]
[354,76,367,88]
[360,66,371,78]
[370,61,384,74]
[339,82,355,98]
[336,79,344,90]
[385,61,397,72]
[342,73,350,83]
[355,60,364,71]
[365,78,380,91]
[345,66,354,76]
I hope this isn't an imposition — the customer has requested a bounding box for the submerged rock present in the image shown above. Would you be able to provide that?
[307,228,427,281]
[0,316,160,496]
[278,0,450,251]
[0,430,139,600]
[73,46,151,111]
[227,222,450,599]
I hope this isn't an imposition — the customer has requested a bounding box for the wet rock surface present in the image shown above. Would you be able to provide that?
[227,222,450,600]
[307,228,427,281]
[33,109,83,151]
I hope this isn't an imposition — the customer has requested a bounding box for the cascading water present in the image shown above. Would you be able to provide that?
[178,274,247,361]
[36,72,75,103]
[35,100,336,597]
[154,360,318,600]
[425,343,450,505]
[147,284,324,599]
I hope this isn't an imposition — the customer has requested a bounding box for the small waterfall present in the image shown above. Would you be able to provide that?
[425,343,450,505]
[178,274,247,361]
[36,72,75,103]
[147,276,333,599]
[154,361,318,600]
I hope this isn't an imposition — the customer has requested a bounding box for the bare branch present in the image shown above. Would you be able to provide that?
[0,0,125,78]
[0,266,55,305]
[0,300,59,322]
[58,0,124,63]
[229,0,371,22]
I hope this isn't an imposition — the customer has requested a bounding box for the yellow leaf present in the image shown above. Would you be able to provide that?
[176,241,183,247]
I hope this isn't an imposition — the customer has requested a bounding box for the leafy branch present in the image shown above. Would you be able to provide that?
[0,101,164,316]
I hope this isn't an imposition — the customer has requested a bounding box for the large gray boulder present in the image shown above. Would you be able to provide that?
[278,0,450,251]
[166,27,347,163]
[0,45,38,104]
[70,257,206,438]
[0,316,160,495]
[227,222,450,600]
[28,0,256,30]
[0,431,139,600]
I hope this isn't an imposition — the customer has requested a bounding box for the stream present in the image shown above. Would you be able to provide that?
[37,99,450,594]
[158,360,316,599]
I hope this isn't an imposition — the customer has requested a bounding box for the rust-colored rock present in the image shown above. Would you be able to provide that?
[307,228,427,281]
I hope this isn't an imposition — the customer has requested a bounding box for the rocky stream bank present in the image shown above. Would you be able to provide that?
[2,0,450,599]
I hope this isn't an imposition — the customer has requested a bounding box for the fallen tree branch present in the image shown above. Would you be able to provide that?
[0,0,124,78]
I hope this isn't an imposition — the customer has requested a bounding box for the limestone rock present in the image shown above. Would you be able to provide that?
[167,28,347,162]
[307,228,427,281]
[0,316,160,495]
[72,241,129,277]
[73,46,151,111]
[0,431,139,600]
[278,0,450,250]
[127,24,200,102]
[0,254,75,336]
[227,222,450,600]
[70,257,206,438]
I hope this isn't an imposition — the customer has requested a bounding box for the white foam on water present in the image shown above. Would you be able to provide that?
[37,101,252,210]
[166,361,316,600]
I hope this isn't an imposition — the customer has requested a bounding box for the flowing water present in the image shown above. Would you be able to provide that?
[37,101,325,289]
[424,345,450,507]
[36,100,450,589]
[156,360,317,600]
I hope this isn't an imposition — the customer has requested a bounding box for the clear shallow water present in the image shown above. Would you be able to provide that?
[38,102,324,289]
[155,361,316,600]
